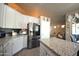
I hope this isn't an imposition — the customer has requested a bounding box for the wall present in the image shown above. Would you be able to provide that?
[40,17,50,39]
[50,23,65,37]
[51,20,65,36]
[54,25,65,36]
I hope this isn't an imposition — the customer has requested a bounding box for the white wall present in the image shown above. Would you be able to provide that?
[40,16,50,39]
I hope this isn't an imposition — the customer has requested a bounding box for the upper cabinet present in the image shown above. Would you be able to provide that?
[0,4,16,28]
[0,4,6,28]
[0,3,3,27]
[5,5,15,28]
[0,4,39,29]
[22,15,29,29]
[15,10,24,29]
[29,16,40,24]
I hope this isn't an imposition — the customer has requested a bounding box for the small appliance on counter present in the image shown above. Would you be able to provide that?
[19,29,27,35]
[0,31,6,38]
[12,30,17,36]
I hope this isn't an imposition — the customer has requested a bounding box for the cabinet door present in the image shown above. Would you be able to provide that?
[23,36,27,48]
[18,36,23,50]
[40,43,47,56]
[44,46,57,56]
[32,17,39,24]
[28,16,39,24]
[0,3,3,27]
[4,41,13,56]
[22,15,29,29]
[0,44,3,56]
[29,16,35,23]
[5,5,15,28]
[0,4,6,28]
[12,37,23,55]
[15,11,24,28]
[40,43,57,56]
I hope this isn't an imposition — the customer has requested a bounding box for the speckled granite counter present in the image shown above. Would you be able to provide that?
[40,37,79,56]
[0,35,27,45]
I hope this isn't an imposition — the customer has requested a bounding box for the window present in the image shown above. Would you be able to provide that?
[72,23,79,35]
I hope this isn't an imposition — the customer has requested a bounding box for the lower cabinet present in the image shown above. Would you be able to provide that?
[23,36,27,48]
[3,35,27,56]
[40,43,49,56]
[12,36,23,55]
[4,41,13,56]
[40,43,57,56]
[0,44,4,56]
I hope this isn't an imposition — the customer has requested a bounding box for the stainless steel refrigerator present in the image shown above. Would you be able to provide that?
[27,23,40,49]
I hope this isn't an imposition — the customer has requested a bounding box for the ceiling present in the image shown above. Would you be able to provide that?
[17,3,79,25]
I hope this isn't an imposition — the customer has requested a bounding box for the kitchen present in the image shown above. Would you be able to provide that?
[0,3,79,56]
[0,3,40,56]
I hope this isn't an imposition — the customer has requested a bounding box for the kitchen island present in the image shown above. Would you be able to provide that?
[40,37,79,56]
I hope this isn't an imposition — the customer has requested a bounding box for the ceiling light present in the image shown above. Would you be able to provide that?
[54,26,56,29]
[61,25,65,28]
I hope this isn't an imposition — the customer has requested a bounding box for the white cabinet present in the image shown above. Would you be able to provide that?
[0,4,39,28]
[4,40,13,56]
[3,35,27,56]
[33,17,39,24]
[15,11,24,28]
[0,4,15,28]
[23,35,27,48]
[12,36,23,55]
[0,3,3,27]
[2,5,6,28]
[0,4,6,28]
[29,16,39,24]
[22,15,29,29]
[0,45,3,56]
[40,43,48,56]
[5,5,15,28]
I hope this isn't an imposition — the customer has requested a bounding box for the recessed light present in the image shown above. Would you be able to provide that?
[61,25,65,28]
[54,26,56,29]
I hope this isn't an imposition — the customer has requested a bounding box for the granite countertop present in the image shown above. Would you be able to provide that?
[40,37,79,56]
[0,35,27,46]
